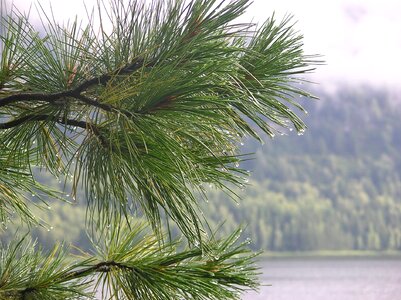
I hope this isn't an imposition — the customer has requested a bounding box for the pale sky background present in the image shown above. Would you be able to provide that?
[10,0,401,89]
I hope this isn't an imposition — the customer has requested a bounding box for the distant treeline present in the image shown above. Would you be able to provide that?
[2,86,401,252]
[203,86,401,251]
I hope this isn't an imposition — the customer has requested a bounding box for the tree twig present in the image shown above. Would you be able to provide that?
[0,114,108,146]
[0,58,148,110]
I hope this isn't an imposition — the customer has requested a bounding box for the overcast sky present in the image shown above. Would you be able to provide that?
[10,0,401,89]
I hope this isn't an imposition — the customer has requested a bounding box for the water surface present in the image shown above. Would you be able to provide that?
[243,257,401,300]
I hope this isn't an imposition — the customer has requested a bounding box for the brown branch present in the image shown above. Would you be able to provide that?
[64,261,133,280]
[0,90,72,108]
[0,114,86,130]
[0,58,149,110]
[18,261,134,299]
[73,58,146,94]
[0,114,108,146]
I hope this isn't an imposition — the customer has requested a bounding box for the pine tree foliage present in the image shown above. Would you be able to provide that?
[0,0,318,298]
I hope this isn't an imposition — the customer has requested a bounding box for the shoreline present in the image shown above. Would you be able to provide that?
[258,250,401,259]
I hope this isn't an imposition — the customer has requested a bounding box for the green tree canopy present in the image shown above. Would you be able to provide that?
[0,0,317,298]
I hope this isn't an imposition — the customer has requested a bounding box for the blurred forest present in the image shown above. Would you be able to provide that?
[2,86,401,253]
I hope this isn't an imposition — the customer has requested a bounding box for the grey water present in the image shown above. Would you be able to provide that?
[243,257,401,300]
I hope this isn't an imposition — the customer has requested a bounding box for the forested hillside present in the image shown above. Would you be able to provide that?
[2,86,401,252]
[204,86,401,251]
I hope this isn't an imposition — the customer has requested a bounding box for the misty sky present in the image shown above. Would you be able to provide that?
[9,0,401,88]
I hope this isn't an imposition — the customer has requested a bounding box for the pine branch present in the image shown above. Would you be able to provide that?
[0,1,320,298]
[0,224,259,300]
[0,114,87,129]
[0,56,155,112]
[0,114,109,148]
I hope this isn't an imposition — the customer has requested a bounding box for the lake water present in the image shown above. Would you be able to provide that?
[243,257,401,300]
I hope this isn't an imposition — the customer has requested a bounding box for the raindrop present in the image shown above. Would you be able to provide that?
[47,206,51,210]
[240,142,244,146]
[289,128,294,132]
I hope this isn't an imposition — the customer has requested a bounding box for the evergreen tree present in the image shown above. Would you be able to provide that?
[0,0,317,298]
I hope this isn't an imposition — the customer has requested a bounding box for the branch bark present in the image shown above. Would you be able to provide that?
[0,58,148,110]
[0,114,108,146]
